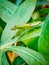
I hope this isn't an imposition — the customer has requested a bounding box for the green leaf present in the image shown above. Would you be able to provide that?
[0,0,18,23]
[20,28,41,51]
[20,28,41,46]
[38,14,49,64]
[1,0,37,44]
[11,21,41,30]
[0,24,41,49]
[0,36,20,49]
[0,0,18,14]
[28,37,39,51]
[0,49,2,65]
[5,46,47,65]
[40,8,49,15]
[0,49,9,65]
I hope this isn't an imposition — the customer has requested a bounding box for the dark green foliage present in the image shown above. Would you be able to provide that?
[0,0,49,65]
[38,14,49,64]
